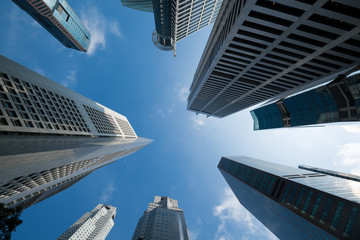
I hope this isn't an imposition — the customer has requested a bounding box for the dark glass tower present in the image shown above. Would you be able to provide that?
[12,0,91,52]
[218,156,360,240]
[250,73,360,130]
[132,196,190,240]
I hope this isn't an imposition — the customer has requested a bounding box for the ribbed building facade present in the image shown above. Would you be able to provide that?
[12,0,91,52]
[250,73,360,130]
[58,204,117,240]
[0,55,152,208]
[218,156,360,240]
[121,0,223,54]
[188,0,360,117]
[132,196,190,240]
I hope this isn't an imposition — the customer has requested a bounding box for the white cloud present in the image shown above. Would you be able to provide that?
[61,70,77,89]
[81,7,122,55]
[336,143,360,175]
[178,86,188,102]
[100,183,115,203]
[188,229,199,240]
[109,21,122,38]
[342,124,360,134]
[150,109,165,118]
[191,115,206,129]
[213,188,277,240]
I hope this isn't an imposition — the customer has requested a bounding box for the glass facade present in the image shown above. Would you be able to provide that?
[218,156,360,240]
[12,0,91,52]
[121,0,153,12]
[251,73,360,130]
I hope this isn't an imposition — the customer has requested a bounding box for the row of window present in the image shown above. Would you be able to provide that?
[218,158,360,239]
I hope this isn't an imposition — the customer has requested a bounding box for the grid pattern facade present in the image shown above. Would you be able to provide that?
[132,196,190,240]
[0,72,90,135]
[173,0,223,42]
[115,117,136,137]
[188,0,360,117]
[250,73,360,130]
[0,55,137,138]
[11,0,91,52]
[84,105,121,135]
[218,156,360,239]
[58,204,116,240]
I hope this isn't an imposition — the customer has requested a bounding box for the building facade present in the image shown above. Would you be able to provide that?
[218,156,360,240]
[121,0,223,55]
[58,204,117,240]
[188,0,360,117]
[0,55,152,208]
[132,196,190,240]
[250,73,360,130]
[12,0,91,52]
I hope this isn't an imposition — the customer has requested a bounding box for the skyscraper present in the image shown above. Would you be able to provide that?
[121,0,223,55]
[132,196,190,240]
[11,0,91,52]
[57,204,117,240]
[250,72,360,130]
[0,55,152,209]
[188,0,360,117]
[218,156,360,240]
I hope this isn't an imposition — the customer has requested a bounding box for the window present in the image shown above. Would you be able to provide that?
[343,207,359,238]
[319,197,333,224]
[310,194,322,219]
[330,202,345,230]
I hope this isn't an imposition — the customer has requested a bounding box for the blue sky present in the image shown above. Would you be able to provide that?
[1,0,360,239]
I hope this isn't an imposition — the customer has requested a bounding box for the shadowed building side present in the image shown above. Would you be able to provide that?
[188,0,360,117]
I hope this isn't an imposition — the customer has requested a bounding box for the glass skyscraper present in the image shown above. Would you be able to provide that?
[12,0,91,52]
[132,196,190,240]
[0,55,152,209]
[218,156,360,240]
[121,0,223,55]
[250,73,360,130]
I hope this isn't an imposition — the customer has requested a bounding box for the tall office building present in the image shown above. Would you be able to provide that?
[121,0,223,55]
[0,55,152,209]
[12,0,91,52]
[188,0,360,117]
[58,204,117,240]
[218,156,360,240]
[132,196,190,240]
[250,72,360,130]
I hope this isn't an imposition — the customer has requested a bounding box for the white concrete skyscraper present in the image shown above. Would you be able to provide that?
[132,196,190,240]
[0,55,152,209]
[57,204,117,240]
